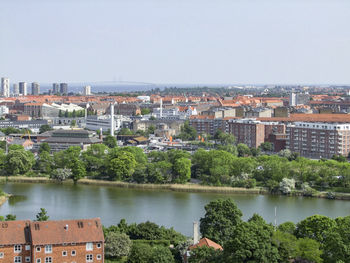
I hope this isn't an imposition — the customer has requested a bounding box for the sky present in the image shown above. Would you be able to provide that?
[1,0,350,85]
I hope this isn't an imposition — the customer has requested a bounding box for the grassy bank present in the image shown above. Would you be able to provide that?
[3,176,350,200]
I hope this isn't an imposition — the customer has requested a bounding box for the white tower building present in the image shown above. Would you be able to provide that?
[110,103,115,136]
[1,78,10,97]
[83,85,91,96]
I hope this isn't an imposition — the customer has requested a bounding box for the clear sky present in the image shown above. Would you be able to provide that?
[1,0,350,85]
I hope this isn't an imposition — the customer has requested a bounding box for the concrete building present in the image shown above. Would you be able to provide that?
[0,218,104,263]
[1,77,10,97]
[289,92,310,106]
[60,83,68,94]
[31,82,40,95]
[52,83,59,94]
[86,115,124,132]
[83,85,91,95]
[245,107,272,118]
[42,103,84,118]
[19,82,27,96]
[286,122,350,158]
[0,119,47,132]
[0,105,9,116]
[189,116,227,136]
[201,107,243,118]
[12,83,19,96]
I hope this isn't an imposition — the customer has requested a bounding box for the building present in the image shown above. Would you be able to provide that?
[60,83,68,94]
[201,107,243,118]
[24,103,43,118]
[1,77,10,97]
[83,85,91,95]
[41,103,84,118]
[19,82,27,96]
[52,83,59,94]
[86,115,124,132]
[0,218,104,263]
[289,92,310,106]
[0,105,9,116]
[34,129,102,152]
[189,116,227,136]
[113,103,141,116]
[31,82,40,95]
[13,83,19,96]
[286,122,350,159]
[0,119,47,132]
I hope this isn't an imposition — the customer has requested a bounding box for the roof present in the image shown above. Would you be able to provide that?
[30,218,104,245]
[189,238,223,251]
[0,220,31,245]
[258,113,350,123]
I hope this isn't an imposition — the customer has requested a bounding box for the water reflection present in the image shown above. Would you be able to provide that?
[8,195,28,206]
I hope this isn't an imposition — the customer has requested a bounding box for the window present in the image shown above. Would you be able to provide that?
[71,250,76,256]
[62,251,67,256]
[14,256,22,263]
[14,245,22,253]
[25,257,31,262]
[86,254,93,262]
[45,257,52,263]
[25,245,31,251]
[86,243,93,251]
[36,259,41,263]
[96,243,101,249]
[0,252,3,258]
[36,247,41,252]
[45,245,52,254]
[97,254,102,260]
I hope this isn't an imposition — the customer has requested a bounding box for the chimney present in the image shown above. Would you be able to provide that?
[110,103,115,136]
[193,221,200,245]
[99,128,103,140]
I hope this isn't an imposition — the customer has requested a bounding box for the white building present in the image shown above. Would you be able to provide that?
[86,115,125,132]
[137,96,150,102]
[1,78,10,97]
[42,103,84,117]
[0,105,9,115]
[83,85,91,95]
[13,83,19,96]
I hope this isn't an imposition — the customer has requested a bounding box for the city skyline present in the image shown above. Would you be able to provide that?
[1,0,350,85]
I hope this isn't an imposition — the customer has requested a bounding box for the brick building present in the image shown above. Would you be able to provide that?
[0,218,104,263]
[286,122,350,159]
[189,116,228,136]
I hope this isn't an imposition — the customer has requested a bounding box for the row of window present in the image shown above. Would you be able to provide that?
[10,254,102,263]
[13,243,101,254]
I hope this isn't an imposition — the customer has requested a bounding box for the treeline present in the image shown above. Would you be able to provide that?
[1,136,350,196]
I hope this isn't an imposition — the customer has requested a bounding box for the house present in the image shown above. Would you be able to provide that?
[0,218,104,263]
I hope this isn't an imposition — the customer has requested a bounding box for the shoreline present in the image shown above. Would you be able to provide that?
[1,177,350,200]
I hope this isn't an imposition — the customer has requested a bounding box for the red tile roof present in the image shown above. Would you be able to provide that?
[189,238,223,251]
[0,220,31,245]
[30,218,104,245]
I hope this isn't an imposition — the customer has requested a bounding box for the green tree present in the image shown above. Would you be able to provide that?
[127,243,153,263]
[35,151,53,175]
[50,168,72,182]
[295,215,336,243]
[70,119,76,127]
[5,149,35,176]
[295,238,323,263]
[178,121,197,141]
[260,142,273,151]
[200,199,243,245]
[237,143,251,157]
[188,246,222,263]
[38,142,51,153]
[35,208,49,221]
[39,125,53,134]
[103,135,117,148]
[141,108,151,115]
[81,144,109,177]
[150,246,175,263]
[5,214,17,221]
[105,232,132,259]
[277,221,296,235]
[108,151,136,180]
[172,157,191,183]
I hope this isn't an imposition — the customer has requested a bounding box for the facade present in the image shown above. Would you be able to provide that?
[114,104,141,116]
[0,105,9,116]
[289,92,310,106]
[60,83,68,94]
[86,115,124,132]
[228,119,265,148]
[286,122,350,158]
[83,85,91,96]
[1,77,10,97]
[24,103,43,118]
[189,116,227,136]
[13,83,19,96]
[19,82,28,96]
[0,218,104,263]
[52,83,59,94]
[31,82,40,95]
[0,120,47,131]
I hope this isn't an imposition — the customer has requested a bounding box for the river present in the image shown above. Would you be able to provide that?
[1,182,350,236]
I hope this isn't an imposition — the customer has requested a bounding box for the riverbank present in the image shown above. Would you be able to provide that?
[2,176,350,200]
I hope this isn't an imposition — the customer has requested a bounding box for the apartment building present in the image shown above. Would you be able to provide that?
[0,218,104,263]
[286,122,350,158]
[189,116,227,136]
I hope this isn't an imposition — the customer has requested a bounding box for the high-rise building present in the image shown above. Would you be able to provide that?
[19,82,27,96]
[289,92,310,106]
[1,77,10,97]
[60,83,68,94]
[31,82,40,95]
[52,83,59,94]
[12,83,19,96]
[83,85,91,96]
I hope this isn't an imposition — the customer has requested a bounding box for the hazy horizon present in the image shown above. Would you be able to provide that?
[1,0,350,85]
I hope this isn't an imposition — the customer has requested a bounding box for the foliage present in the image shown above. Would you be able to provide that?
[5,148,35,176]
[50,168,72,181]
[105,232,132,259]
[150,246,175,263]
[35,208,49,221]
[127,243,153,263]
[104,135,117,148]
[200,199,242,245]
[39,142,51,153]
[39,125,53,134]
[178,121,197,141]
[188,246,222,263]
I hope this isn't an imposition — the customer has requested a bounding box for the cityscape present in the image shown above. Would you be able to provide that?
[1,0,350,262]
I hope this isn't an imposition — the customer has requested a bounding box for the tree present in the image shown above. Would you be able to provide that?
[35,208,49,221]
[223,218,280,263]
[35,151,53,175]
[295,214,336,243]
[70,119,76,128]
[260,142,273,152]
[127,243,153,263]
[38,142,51,153]
[105,232,132,259]
[103,135,117,148]
[5,214,16,221]
[5,149,35,176]
[200,199,243,245]
[39,125,53,134]
[189,246,222,263]
[81,144,109,177]
[278,221,296,235]
[178,121,197,141]
[172,157,191,183]
[279,178,295,194]
[237,143,251,157]
[50,168,72,182]
[150,246,175,263]
[295,238,323,263]
[108,151,136,180]
[141,108,151,115]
